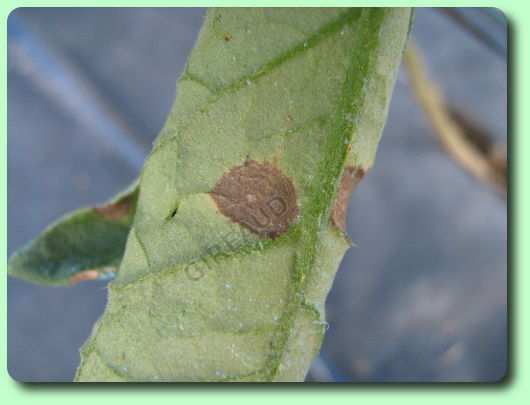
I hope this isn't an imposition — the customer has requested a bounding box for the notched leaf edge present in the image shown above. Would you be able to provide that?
[330,166,366,235]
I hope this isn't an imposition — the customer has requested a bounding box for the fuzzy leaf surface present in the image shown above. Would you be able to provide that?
[75,7,413,382]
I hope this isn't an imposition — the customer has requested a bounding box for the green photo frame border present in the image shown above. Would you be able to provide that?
[1,0,522,400]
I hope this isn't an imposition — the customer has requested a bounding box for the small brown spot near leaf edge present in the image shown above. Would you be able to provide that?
[211,159,299,239]
[94,196,132,220]
[331,166,365,234]
[224,34,233,41]
[68,267,116,285]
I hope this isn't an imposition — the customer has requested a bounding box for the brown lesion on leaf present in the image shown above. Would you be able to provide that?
[331,166,365,234]
[211,159,299,239]
[67,267,116,285]
[94,196,132,220]
[224,34,233,41]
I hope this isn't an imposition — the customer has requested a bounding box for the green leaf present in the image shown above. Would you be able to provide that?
[72,7,413,382]
[8,181,139,286]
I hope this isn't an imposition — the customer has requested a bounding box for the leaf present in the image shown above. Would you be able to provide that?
[8,181,139,286]
[72,7,413,382]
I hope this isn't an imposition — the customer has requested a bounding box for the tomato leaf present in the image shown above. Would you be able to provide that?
[8,181,138,286]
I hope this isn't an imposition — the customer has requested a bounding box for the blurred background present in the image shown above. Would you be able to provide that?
[7,8,507,382]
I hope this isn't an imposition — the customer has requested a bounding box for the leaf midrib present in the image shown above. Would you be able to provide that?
[81,8,393,382]
[125,8,366,287]
[262,8,386,380]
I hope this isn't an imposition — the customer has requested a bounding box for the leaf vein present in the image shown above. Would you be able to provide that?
[151,8,362,153]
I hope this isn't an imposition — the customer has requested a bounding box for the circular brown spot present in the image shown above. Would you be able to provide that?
[211,159,298,238]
